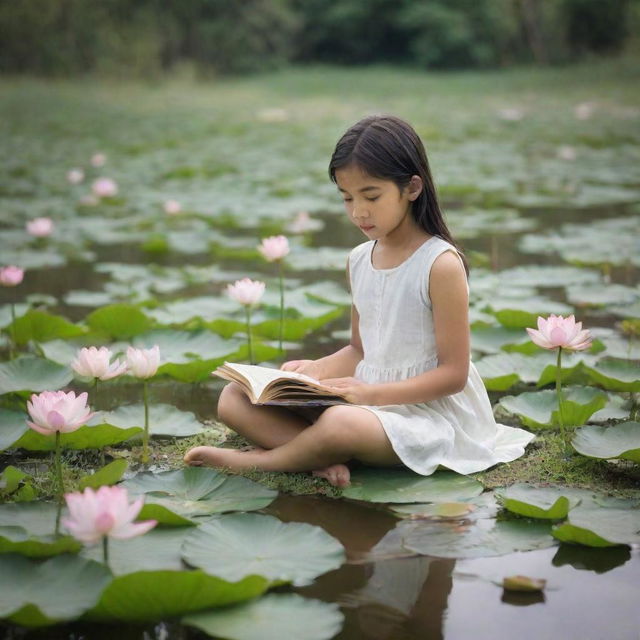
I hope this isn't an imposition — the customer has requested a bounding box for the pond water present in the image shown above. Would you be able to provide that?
[2,201,639,639]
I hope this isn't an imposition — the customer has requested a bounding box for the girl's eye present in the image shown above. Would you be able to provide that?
[343,198,353,203]
[366,196,379,202]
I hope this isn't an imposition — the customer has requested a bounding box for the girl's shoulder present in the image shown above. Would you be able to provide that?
[348,240,374,265]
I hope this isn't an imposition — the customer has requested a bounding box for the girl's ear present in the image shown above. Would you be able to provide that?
[407,175,423,201]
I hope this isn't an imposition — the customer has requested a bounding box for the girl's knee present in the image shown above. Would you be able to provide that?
[314,406,365,450]
[217,383,249,424]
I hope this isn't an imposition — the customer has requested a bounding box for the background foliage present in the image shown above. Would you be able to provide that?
[0,0,636,76]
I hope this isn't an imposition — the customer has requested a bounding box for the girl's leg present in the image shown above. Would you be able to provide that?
[184,405,400,479]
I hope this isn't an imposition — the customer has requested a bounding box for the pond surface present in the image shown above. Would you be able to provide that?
[1,67,639,639]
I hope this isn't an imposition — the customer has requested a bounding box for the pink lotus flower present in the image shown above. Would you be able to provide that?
[526,314,592,351]
[91,152,107,168]
[67,168,85,184]
[71,346,128,381]
[63,485,157,545]
[288,210,317,233]
[0,265,24,286]
[126,345,160,379]
[258,235,290,262]
[227,278,265,306]
[163,199,182,215]
[27,390,94,435]
[92,177,118,198]
[26,217,54,237]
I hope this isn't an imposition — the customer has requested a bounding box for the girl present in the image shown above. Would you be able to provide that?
[184,115,535,487]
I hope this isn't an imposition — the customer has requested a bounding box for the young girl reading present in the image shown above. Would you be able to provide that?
[184,115,535,487]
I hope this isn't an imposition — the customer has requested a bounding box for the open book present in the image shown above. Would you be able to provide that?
[212,362,350,406]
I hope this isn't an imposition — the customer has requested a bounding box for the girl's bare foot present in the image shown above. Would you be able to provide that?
[312,463,351,487]
[183,446,254,469]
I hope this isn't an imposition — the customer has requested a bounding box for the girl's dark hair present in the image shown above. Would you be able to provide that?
[329,114,468,275]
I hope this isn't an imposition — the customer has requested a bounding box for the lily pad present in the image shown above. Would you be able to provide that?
[585,358,640,392]
[79,459,129,490]
[572,422,640,463]
[123,467,277,521]
[0,356,72,395]
[470,325,531,355]
[10,310,85,346]
[552,504,640,547]
[342,468,484,504]
[0,554,112,627]
[494,484,586,519]
[0,409,29,450]
[498,386,608,429]
[181,513,345,587]
[86,304,154,339]
[13,422,142,451]
[0,465,35,500]
[390,491,500,521]
[183,593,344,640]
[97,403,206,437]
[486,297,574,328]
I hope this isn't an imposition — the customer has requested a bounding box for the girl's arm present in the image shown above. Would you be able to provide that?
[325,251,470,405]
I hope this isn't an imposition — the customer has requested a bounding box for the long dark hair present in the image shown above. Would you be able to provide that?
[328,114,468,275]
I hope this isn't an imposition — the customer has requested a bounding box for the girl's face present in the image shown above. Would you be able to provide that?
[334,164,422,241]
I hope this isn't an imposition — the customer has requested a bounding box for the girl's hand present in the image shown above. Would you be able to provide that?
[322,377,375,405]
[280,359,323,379]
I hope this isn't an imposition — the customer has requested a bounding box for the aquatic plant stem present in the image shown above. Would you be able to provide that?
[278,261,284,352]
[54,431,64,535]
[555,347,568,454]
[103,536,109,567]
[245,306,254,364]
[8,301,16,358]
[142,380,150,464]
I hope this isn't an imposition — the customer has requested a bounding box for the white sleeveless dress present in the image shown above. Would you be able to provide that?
[349,236,535,476]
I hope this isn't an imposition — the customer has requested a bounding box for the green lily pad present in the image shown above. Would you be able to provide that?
[498,265,602,288]
[89,570,268,622]
[585,358,640,392]
[572,422,640,463]
[183,593,344,640]
[0,303,30,328]
[98,403,206,437]
[551,504,640,547]
[79,459,129,490]
[9,310,85,346]
[588,394,632,423]
[0,465,32,497]
[390,491,500,521]
[123,467,277,521]
[566,283,640,307]
[495,484,586,519]
[470,325,531,355]
[372,516,555,560]
[13,422,142,451]
[0,554,112,627]
[181,513,345,587]
[487,297,574,328]
[0,356,72,395]
[498,386,608,429]
[86,304,154,339]
[342,468,484,503]
[0,409,29,450]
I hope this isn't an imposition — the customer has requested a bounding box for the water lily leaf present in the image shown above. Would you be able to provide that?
[588,393,632,423]
[13,422,142,451]
[181,513,345,587]
[0,356,72,395]
[183,593,344,640]
[0,554,112,626]
[471,325,531,355]
[585,358,640,392]
[494,484,586,519]
[0,303,30,328]
[89,570,268,623]
[9,310,85,346]
[486,297,574,328]
[498,386,608,429]
[372,516,555,560]
[475,352,571,390]
[86,304,154,339]
[572,422,640,463]
[342,468,484,503]
[124,467,277,520]
[502,575,546,592]
[566,284,640,308]
[79,459,129,490]
[0,409,29,450]
[0,465,31,495]
[498,265,602,288]
[551,505,640,547]
[146,295,241,325]
[98,403,205,437]
[390,492,500,521]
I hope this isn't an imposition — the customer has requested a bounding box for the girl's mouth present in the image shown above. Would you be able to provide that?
[359,225,375,231]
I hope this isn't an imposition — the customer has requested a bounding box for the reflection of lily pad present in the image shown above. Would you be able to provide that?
[0,554,112,627]
[498,386,607,429]
[181,513,345,587]
[124,468,277,521]
[183,593,344,640]
[0,356,72,395]
[342,468,484,503]
[572,422,640,463]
